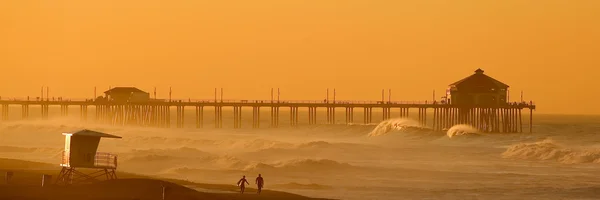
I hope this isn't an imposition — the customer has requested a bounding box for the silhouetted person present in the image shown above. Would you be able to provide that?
[237,176,250,194]
[255,174,264,194]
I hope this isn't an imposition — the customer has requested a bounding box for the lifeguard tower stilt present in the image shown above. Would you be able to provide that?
[55,129,122,185]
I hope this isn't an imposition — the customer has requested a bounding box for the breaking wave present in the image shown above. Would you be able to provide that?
[502,139,600,164]
[446,124,480,138]
[367,118,429,137]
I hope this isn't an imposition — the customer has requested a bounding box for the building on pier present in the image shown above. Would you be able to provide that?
[447,68,509,106]
[103,87,150,103]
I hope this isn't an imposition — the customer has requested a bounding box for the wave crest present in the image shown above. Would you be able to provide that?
[502,139,600,164]
[368,118,427,137]
[446,124,480,138]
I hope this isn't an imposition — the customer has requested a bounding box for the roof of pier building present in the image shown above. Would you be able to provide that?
[448,69,509,89]
[104,87,148,95]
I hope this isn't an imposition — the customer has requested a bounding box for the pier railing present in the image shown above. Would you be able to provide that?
[0,97,536,106]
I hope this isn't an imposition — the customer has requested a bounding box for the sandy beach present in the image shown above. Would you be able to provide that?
[0,158,332,200]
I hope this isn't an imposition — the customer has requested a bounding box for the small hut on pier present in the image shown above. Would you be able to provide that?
[56,129,121,185]
[447,69,509,106]
[104,87,150,103]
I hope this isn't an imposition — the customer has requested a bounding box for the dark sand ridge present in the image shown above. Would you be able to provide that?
[0,158,334,200]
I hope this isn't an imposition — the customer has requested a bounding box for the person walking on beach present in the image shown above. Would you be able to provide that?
[237,175,250,194]
[255,174,264,194]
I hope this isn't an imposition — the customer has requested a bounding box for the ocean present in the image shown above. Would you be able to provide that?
[1,106,600,200]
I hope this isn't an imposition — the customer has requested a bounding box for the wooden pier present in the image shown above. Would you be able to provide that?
[0,69,537,133]
[0,99,535,133]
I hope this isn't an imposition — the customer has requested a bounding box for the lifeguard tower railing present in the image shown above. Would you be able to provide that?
[61,151,118,169]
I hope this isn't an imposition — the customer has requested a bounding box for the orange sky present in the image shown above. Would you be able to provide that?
[1,0,598,114]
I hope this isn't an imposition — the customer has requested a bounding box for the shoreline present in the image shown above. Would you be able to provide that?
[0,157,334,200]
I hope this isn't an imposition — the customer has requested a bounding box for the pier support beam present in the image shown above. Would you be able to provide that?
[326,107,336,124]
[140,105,149,126]
[214,106,222,128]
[345,107,354,124]
[175,106,185,128]
[430,107,532,133]
[21,104,29,119]
[252,106,260,128]
[382,107,391,121]
[363,107,372,124]
[195,106,204,128]
[308,107,317,125]
[80,105,88,121]
[233,106,242,129]
[1,104,8,120]
[326,107,329,124]
[433,108,437,131]
[95,105,101,122]
[270,106,279,128]
[153,105,160,127]
[151,105,157,127]
[290,107,299,126]
[417,108,427,127]
[529,108,533,133]
[159,105,166,128]
[161,105,170,128]
[41,104,49,119]
[399,108,409,118]
[60,105,68,117]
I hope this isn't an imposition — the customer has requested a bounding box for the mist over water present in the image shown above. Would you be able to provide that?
[2,107,600,200]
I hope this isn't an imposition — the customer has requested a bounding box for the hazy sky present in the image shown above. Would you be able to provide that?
[1,0,598,114]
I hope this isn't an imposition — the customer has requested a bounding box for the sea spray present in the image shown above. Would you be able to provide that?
[446,124,479,138]
[367,118,424,137]
[6,115,600,200]
[502,139,600,164]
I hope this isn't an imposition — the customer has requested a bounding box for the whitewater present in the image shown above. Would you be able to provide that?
[1,108,600,200]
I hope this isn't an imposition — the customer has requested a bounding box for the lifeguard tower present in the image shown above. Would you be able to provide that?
[55,129,122,185]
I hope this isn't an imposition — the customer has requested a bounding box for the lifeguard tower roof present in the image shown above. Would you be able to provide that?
[62,129,122,139]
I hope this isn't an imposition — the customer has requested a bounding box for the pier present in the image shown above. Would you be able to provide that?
[0,99,535,133]
[0,69,537,133]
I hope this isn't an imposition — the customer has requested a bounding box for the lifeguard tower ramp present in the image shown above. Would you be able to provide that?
[55,129,122,185]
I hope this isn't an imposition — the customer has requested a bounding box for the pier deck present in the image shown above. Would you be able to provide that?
[0,98,535,133]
